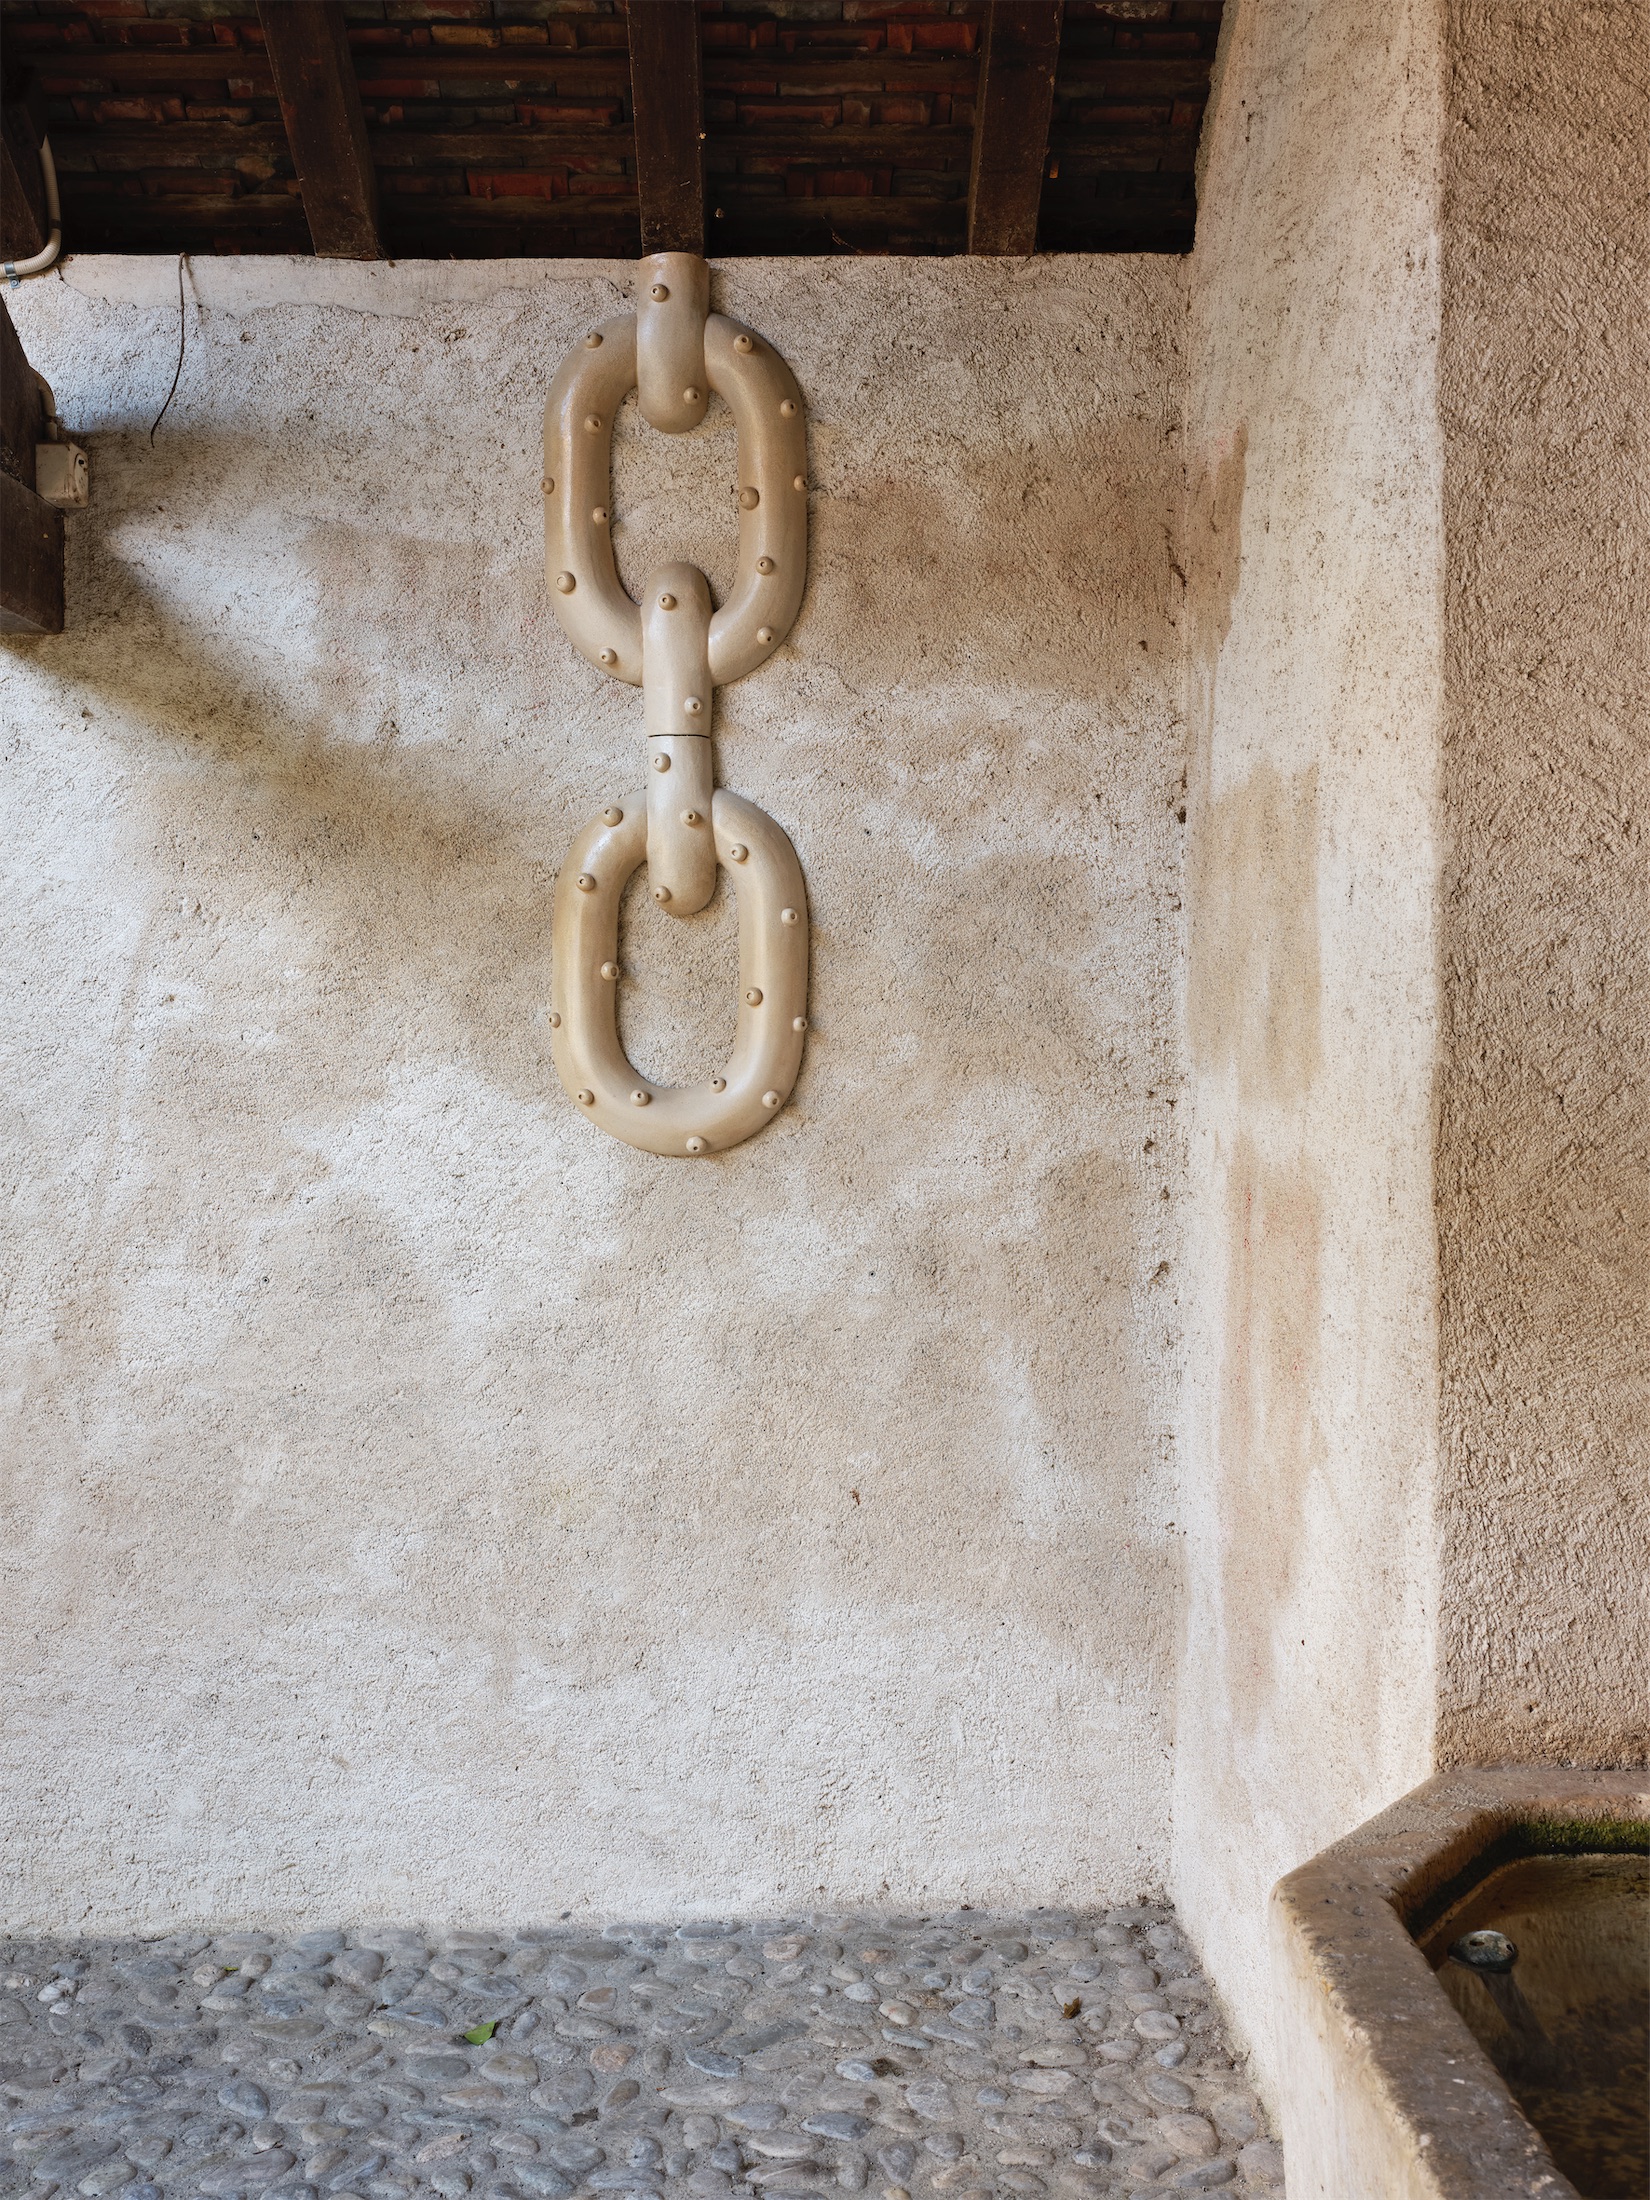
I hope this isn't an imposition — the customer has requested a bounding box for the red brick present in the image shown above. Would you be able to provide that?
[816,168,874,197]
[92,94,183,123]
[567,172,630,197]
[514,101,624,127]
[184,103,254,123]
[143,170,240,196]
[355,77,442,97]
[1068,102,1172,127]
[737,100,841,127]
[119,22,200,46]
[467,168,564,198]
[875,95,933,125]
[431,26,501,47]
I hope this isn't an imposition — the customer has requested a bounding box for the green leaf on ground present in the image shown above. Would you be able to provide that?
[463,2021,497,2044]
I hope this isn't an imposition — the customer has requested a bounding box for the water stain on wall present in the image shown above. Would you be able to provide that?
[1187,759,1322,1106]
[1216,1138,1325,1730]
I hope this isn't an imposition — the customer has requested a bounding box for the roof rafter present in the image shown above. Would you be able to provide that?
[968,0,1064,256]
[257,1,380,261]
[628,0,705,257]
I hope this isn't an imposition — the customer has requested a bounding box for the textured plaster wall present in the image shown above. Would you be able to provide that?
[0,253,1187,1931]
[1172,0,1445,2091]
[1436,0,1650,1767]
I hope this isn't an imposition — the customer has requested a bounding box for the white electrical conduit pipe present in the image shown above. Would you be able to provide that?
[6,137,62,283]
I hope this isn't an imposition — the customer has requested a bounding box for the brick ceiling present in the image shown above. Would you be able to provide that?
[1,1,1223,259]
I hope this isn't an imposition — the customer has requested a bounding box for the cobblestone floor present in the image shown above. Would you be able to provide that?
[1,1910,1284,2200]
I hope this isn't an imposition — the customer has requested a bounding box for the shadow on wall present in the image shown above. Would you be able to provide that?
[30,469,570,1123]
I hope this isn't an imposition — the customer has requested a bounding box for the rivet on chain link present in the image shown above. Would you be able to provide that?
[631,1090,651,1106]
[793,1016,807,1032]
[584,332,603,348]
[653,885,672,903]
[793,474,806,491]
[683,386,702,403]
[548,1010,562,1028]
[555,571,576,593]
[686,1135,706,1153]
[576,873,597,892]
[780,400,797,417]
[577,1088,595,1105]
[745,988,763,1006]
[780,907,798,925]
[541,476,554,493]
[653,754,671,773]
[601,961,620,981]
[650,284,669,301]
[739,486,760,510]
[684,696,703,716]
[710,1077,727,1094]
[762,1090,781,1107]
[729,843,748,863]
[659,592,677,610]
[599,648,618,666]
[757,626,774,644]
[584,413,602,432]
[592,505,608,523]
[734,334,754,354]
[681,809,702,826]
[601,806,624,825]
[756,556,775,575]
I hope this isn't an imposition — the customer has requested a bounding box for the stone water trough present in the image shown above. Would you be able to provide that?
[1270,1767,1648,2199]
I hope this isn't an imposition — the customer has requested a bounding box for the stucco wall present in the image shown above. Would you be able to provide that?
[1435,0,1650,1768]
[1,253,1187,1931]
[1172,0,1446,2091]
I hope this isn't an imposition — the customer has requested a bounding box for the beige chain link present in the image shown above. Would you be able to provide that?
[543,254,811,1157]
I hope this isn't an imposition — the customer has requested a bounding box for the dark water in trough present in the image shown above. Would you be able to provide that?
[1419,1853,1648,2200]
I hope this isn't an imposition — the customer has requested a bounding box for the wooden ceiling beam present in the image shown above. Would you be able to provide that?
[628,0,704,256]
[1,60,50,263]
[257,2,380,260]
[967,0,1063,255]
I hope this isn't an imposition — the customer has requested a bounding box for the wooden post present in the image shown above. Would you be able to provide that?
[1,299,63,635]
[1,59,49,263]
[258,1,380,260]
[967,0,1063,256]
[629,0,704,257]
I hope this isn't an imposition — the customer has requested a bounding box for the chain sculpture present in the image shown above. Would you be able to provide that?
[543,253,810,1158]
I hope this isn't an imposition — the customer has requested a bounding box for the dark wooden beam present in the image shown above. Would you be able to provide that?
[1,300,62,635]
[1,59,49,263]
[257,1,380,260]
[628,0,703,256]
[0,294,42,486]
[967,0,1063,255]
[0,470,63,635]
